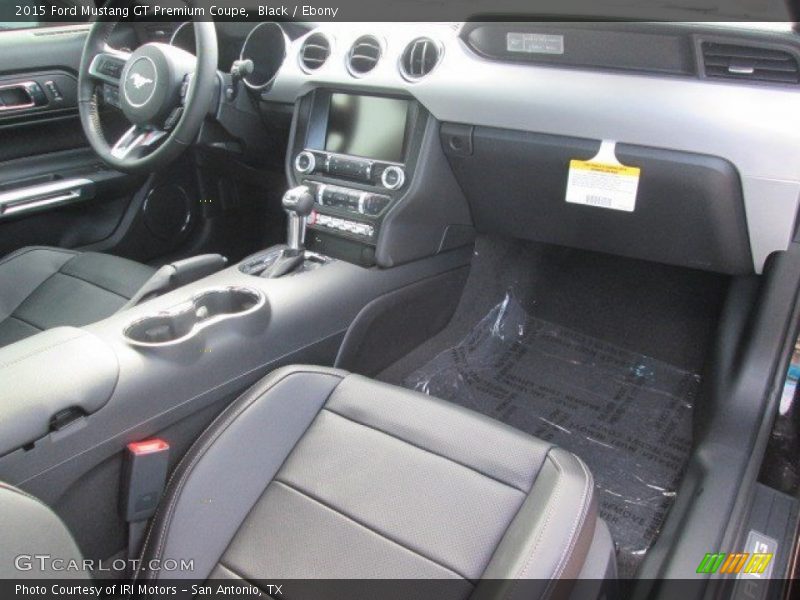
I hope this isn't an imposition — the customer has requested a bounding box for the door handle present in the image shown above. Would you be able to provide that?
[0,81,48,112]
[0,178,95,219]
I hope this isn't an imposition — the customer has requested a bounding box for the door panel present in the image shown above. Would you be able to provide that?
[0,114,87,163]
[0,112,142,257]
[0,146,144,256]
[0,25,146,258]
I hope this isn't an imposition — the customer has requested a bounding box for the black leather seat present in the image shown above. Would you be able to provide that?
[0,246,155,348]
[1,366,613,594]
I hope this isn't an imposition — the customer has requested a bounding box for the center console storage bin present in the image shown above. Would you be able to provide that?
[441,124,752,274]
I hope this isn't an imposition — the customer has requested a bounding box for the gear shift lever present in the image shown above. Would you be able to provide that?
[260,186,315,279]
[283,185,315,254]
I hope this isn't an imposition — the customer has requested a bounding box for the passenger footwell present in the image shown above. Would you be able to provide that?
[404,293,700,578]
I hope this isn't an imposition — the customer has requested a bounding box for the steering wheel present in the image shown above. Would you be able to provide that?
[77,15,218,174]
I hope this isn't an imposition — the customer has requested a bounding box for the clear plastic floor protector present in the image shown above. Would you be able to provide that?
[404,294,700,578]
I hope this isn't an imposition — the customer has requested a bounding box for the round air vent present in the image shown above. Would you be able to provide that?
[400,37,442,80]
[299,32,331,72]
[347,35,382,77]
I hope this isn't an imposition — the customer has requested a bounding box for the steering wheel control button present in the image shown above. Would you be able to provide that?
[381,165,406,190]
[179,74,192,105]
[295,151,316,174]
[102,84,120,108]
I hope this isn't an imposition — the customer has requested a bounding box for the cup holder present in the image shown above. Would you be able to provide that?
[124,286,265,348]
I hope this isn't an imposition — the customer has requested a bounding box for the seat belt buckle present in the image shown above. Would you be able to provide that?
[121,438,170,522]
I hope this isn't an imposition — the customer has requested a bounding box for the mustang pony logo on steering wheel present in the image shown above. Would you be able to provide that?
[128,72,154,89]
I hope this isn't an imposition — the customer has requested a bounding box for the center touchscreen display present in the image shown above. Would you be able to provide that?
[325,93,408,162]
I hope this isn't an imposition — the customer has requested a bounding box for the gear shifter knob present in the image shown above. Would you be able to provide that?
[283,186,315,217]
[282,186,314,252]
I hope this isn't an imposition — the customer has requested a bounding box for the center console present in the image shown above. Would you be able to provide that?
[239,86,474,281]
[0,87,476,561]
[287,89,434,266]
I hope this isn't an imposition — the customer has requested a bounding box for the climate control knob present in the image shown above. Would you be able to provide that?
[381,165,405,190]
[294,151,316,174]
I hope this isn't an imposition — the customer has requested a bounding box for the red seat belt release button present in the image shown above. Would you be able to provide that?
[121,438,170,522]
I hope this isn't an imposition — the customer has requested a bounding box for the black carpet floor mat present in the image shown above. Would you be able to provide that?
[403,293,700,578]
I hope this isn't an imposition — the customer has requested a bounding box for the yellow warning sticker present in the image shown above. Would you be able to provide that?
[566,142,641,212]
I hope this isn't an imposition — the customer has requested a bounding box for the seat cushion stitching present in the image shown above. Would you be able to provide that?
[542,454,593,597]
[503,453,564,600]
[476,470,540,580]
[4,259,69,325]
[0,246,77,268]
[549,457,593,580]
[56,271,131,299]
[322,407,529,494]
[272,479,473,582]
[4,315,43,331]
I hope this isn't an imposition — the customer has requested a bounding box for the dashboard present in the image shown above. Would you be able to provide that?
[263,22,800,273]
[121,21,800,273]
